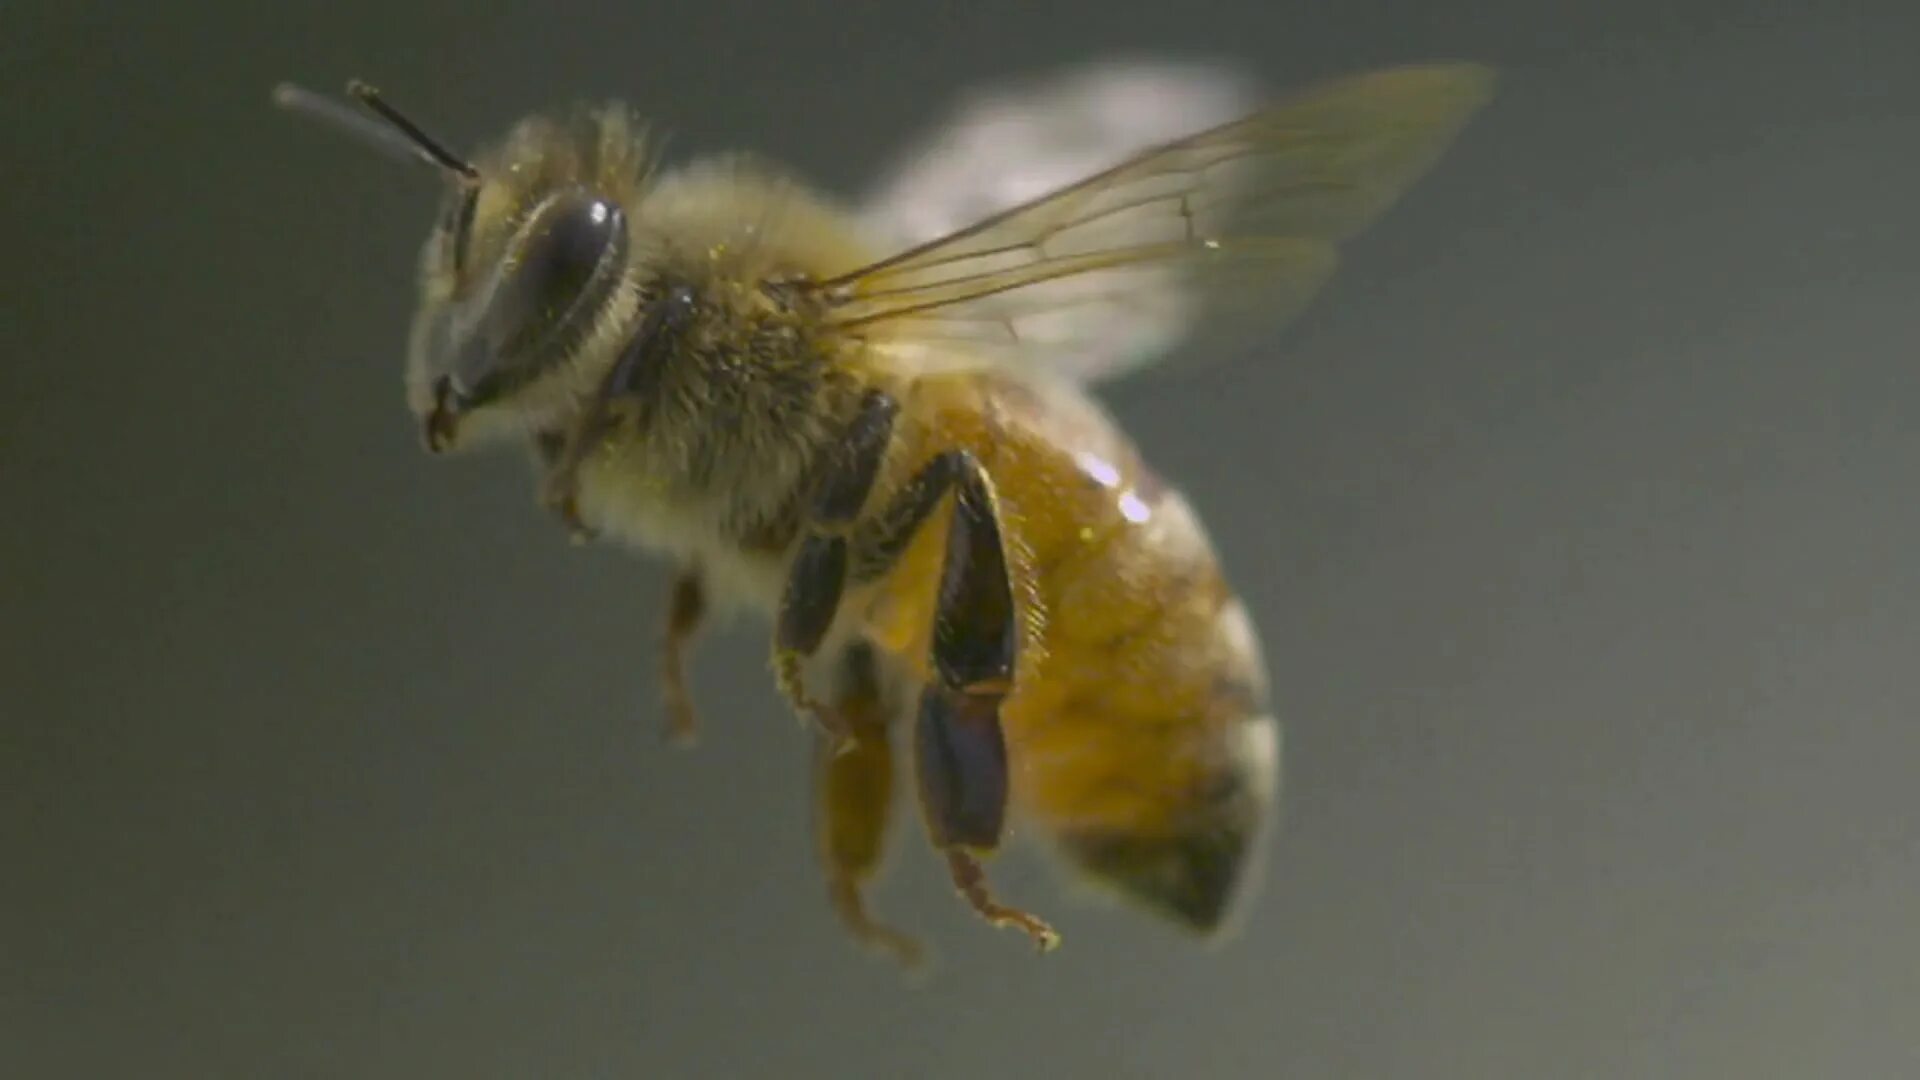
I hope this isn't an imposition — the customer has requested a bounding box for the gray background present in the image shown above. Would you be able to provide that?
[7,1,1918,1076]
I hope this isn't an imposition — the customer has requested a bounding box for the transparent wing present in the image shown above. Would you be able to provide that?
[859,58,1260,253]
[821,62,1495,383]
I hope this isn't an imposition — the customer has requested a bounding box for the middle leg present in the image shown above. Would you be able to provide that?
[772,387,899,749]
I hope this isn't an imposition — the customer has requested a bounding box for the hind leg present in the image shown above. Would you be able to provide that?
[907,454,1059,953]
[814,644,923,968]
[800,439,1060,953]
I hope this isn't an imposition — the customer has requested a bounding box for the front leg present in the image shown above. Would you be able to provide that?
[772,387,899,748]
[660,568,705,746]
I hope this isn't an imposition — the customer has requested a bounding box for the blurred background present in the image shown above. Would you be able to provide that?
[7,0,1918,1076]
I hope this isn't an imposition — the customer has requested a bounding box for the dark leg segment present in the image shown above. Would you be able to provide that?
[914,685,1007,848]
[813,643,924,968]
[660,568,705,745]
[907,454,1060,952]
[849,451,968,584]
[776,438,963,745]
[773,389,898,746]
[775,537,848,660]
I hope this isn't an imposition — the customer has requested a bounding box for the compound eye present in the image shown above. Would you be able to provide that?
[439,188,628,405]
[512,194,624,320]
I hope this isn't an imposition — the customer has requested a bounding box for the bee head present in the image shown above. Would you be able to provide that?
[276,81,653,452]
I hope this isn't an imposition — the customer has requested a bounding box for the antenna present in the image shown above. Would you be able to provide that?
[273,79,479,182]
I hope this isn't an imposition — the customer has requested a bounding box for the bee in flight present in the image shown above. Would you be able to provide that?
[277,59,1492,966]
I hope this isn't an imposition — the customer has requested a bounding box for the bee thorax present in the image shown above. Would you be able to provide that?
[555,299,860,612]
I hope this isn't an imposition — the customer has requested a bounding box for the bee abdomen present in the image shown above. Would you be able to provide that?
[1053,700,1278,932]
[1055,789,1263,930]
[1038,568,1280,931]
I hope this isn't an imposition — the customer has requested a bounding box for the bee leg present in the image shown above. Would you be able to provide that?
[773,538,852,746]
[660,568,705,746]
[815,642,925,969]
[773,388,899,750]
[910,456,1061,953]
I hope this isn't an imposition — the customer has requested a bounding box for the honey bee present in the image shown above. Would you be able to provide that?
[276,60,1492,965]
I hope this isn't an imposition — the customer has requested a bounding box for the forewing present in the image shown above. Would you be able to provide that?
[825,62,1494,383]
[860,58,1260,253]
